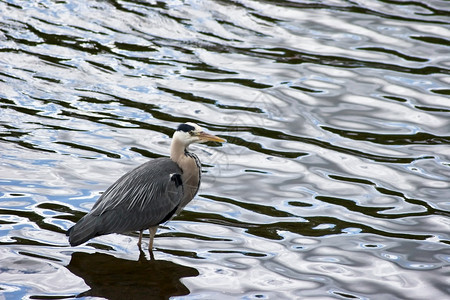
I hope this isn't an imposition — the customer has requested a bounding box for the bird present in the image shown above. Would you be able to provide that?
[67,122,225,251]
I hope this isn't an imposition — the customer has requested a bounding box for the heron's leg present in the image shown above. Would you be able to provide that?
[148,226,158,250]
[137,230,143,246]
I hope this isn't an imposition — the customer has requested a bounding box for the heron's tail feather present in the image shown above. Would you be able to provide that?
[67,215,99,246]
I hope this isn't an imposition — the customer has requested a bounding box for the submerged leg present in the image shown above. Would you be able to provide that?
[148,226,158,250]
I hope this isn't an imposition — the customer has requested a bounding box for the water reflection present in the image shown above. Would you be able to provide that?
[67,251,199,299]
[1,0,449,298]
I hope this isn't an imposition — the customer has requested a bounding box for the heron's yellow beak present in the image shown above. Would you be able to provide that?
[197,132,226,143]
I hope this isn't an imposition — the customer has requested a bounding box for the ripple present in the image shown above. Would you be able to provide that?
[0,0,449,298]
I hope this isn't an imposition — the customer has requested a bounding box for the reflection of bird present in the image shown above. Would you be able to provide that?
[67,251,199,299]
[67,123,225,250]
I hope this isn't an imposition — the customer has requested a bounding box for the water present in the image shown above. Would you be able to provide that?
[0,0,449,299]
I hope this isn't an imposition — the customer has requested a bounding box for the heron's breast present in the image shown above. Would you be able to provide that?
[180,154,201,206]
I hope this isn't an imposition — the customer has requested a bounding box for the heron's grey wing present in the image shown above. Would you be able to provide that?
[68,158,183,246]
[94,159,184,233]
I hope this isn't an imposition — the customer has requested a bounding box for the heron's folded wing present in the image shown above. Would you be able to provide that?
[90,158,184,234]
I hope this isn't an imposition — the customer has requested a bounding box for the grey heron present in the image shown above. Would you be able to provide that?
[67,122,225,250]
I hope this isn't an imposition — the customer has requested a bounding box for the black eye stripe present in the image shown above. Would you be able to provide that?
[177,123,195,133]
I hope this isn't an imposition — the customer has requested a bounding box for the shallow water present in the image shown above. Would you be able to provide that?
[0,0,449,299]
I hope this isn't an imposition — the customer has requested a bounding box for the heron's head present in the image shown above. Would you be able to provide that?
[173,122,225,147]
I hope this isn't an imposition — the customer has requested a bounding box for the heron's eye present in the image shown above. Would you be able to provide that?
[189,131,195,136]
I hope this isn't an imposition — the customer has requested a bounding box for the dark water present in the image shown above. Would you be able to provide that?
[1,0,449,299]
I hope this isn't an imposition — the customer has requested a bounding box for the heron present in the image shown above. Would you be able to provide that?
[67,122,225,250]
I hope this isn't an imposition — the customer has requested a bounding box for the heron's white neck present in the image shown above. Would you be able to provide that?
[170,135,190,165]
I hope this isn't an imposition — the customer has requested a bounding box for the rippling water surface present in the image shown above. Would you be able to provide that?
[1,0,449,299]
